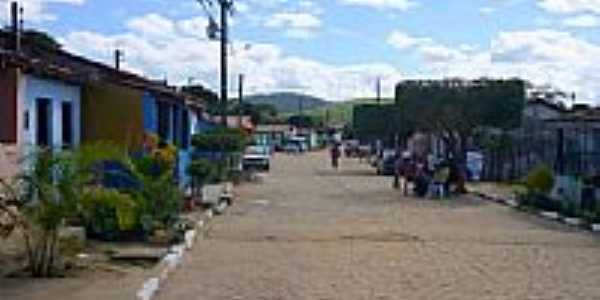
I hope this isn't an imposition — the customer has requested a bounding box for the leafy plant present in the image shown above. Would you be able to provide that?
[81,188,141,240]
[192,128,248,153]
[188,159,219,186]
[135,174,182,233]
[0,150,84,277]
[525,165,555,195]
[582,207,600,224]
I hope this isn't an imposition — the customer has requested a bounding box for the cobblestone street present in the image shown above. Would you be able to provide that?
[157,151,600,300]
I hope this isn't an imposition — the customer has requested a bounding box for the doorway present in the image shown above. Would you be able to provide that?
[36,98,52,148]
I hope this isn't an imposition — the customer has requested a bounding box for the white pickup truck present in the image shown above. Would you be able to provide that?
[242,145,271,172]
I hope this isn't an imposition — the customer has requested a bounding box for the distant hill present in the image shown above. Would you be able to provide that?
[301,98,395,125]
[244,92,331,114]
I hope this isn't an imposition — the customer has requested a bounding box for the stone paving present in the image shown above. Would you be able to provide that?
[156,152,600,300]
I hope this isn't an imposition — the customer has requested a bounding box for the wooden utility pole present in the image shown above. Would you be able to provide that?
[10,1,20,51]
[196,0,234,126]
[238,73,244,128]
[219,0,232,126]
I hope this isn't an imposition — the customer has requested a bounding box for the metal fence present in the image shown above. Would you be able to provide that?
[482,121,600,181]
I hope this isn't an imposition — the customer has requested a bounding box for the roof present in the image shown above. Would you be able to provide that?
[0,30,205,109]
[526,98,567,113]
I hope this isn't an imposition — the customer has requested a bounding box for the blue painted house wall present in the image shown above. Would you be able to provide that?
[143,92,158,134]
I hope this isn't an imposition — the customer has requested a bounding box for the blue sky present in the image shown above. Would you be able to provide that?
[3,0,600,102]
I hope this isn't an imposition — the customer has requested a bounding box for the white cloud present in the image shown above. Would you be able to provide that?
[387,30,469,63]
[479,6,496,15]
[538,0,600,14]
[339,0,418,11]
[126,13,175,38]
[387,27,600,102]
[562,14,600,27]
[264,12,321,39]
[61,13,403,101]
[1,0,84,23]
[265,12,321,29]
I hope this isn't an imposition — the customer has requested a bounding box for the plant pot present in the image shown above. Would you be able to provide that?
[540,211,559,220]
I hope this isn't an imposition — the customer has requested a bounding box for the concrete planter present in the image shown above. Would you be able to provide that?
[540,211,559,220]
[563,218,583,226]
[591,224,600,232]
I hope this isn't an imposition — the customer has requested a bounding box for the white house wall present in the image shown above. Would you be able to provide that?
[18,74,81,155]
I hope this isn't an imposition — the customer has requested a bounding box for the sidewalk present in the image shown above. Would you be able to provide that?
[468,182,524,203]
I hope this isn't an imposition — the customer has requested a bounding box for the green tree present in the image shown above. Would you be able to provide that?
[396,79,526,192]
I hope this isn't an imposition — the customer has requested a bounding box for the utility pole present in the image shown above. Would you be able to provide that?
[219,0,232,126]
[238,73,244,128]
[114,49,123,70]
[10,1,21,51]
[197,0,234,126]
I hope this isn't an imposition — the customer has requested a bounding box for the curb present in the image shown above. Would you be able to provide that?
[472,190,600,233]
[135,206,224,300]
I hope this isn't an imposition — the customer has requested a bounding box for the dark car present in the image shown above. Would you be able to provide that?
[376,152,397,176]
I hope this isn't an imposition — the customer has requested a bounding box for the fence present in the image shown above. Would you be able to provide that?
[482,121,600,181]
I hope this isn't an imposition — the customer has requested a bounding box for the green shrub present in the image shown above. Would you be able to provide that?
[135,175,183,233]
[525,165,555,195]
[192,128,248,153]
[187,159,219,186]
[81,188,141,240]
[582,207,600,224]
[560,201,580,218]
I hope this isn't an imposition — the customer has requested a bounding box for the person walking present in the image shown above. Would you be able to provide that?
[330,143,341,170]
[397,151,412,196]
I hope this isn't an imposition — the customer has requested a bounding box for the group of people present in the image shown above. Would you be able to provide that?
[394,151,452,198]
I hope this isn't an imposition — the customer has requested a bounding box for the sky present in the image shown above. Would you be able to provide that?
[2,0,600,103]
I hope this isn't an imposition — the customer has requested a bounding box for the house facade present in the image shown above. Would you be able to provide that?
[0,29,209,186]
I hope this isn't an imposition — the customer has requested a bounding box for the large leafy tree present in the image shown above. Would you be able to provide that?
[396,79,526,191]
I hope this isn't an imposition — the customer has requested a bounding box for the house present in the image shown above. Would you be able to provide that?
[0,27,208,186]
[253,124,294,148]
[296,127,319,150]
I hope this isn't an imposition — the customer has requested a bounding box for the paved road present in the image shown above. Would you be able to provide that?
[158,151,600,300]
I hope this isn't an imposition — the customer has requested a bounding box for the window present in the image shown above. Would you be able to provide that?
[62,102,73,148]
[36,98,52,147]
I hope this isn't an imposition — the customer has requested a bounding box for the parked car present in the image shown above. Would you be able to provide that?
[242,145,271,171]
[283,137,307,153]
[376,150,397,176]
